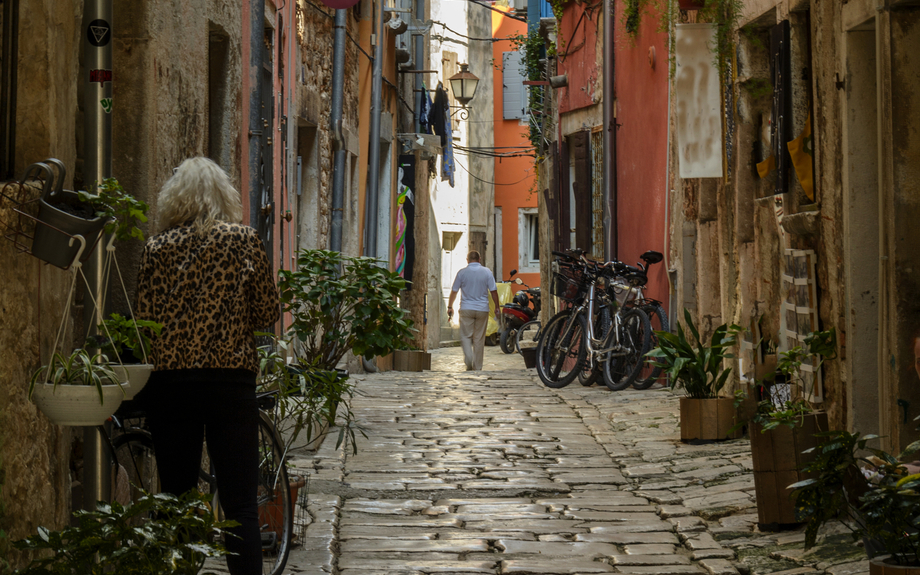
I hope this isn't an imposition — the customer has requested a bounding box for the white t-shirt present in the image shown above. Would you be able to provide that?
[451,262,497,312]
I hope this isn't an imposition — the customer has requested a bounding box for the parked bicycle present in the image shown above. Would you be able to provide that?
[105,391,294,575]
[536,250,652,390]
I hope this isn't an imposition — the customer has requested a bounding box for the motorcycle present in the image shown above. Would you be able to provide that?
[499,272,541,354]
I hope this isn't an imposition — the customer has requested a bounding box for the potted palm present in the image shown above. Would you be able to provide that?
[791,430,920,574]
[648,309,743,441]
[28,348,128,426]
[744,329,835,529]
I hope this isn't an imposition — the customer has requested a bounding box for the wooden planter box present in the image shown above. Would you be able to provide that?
[679,397,739,442]
[678,0,705,9]
[870,557,920,575]
[394,350,431,371]
[750,411,828,528]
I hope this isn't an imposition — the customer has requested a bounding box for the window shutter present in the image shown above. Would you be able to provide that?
[503,51,525,120]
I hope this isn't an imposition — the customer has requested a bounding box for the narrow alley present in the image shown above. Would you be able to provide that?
[249,348,869,575]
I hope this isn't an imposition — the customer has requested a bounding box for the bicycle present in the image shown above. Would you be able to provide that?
[608,250,669,390]
[536,250,652,391]
[514,319,542,354]
[105,391,294,575]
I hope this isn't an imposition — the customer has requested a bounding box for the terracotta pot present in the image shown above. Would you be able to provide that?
[870,556,920,575]
[521,347,537,369]
[679,397,739,442]
[750,412,828,528]
[394,350,431,371]
[259,475,307,538]
[678,0,706,10]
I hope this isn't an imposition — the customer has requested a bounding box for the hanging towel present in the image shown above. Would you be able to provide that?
[419,84,433,135]
[431,84,455,188]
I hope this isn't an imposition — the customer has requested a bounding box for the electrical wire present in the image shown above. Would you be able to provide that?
[466,0,527,23]
[453,157,536,185]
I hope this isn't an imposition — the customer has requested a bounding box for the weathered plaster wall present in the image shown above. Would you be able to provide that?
[556,1,598,114]
[2,1,83,568]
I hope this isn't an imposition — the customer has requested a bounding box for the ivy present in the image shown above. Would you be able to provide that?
[509,29,547,152]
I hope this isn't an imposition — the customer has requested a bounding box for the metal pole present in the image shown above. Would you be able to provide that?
[330,9,347,253]
[82,0,113,511]
[602,0,617,261]
[364,0,385,260]
[249,0,266,228]
[414,0,425,134]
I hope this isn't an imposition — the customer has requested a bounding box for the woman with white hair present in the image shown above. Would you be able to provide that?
[134,156,279,575]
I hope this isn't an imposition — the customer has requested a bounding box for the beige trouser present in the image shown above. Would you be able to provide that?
[459,309,490,370]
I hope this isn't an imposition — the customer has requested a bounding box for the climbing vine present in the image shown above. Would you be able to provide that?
[510,29,548,152]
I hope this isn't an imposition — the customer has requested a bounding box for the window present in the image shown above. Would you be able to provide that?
[519,208,539,271]
[502,51,527,121]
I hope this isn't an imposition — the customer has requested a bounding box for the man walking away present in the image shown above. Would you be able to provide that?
[447,251,500,371]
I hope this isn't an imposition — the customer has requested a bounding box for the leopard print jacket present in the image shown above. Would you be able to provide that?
[135,221,279,374]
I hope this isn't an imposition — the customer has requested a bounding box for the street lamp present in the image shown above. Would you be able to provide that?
[448,63,479,120]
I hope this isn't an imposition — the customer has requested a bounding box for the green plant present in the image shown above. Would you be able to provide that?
[509,29,547,151]
[256,335,366,455]
[657,0,743,79]
[277,249,415,371]
[742,77,772,100]
[28,349,123,404]
[13,490,236,575]
[78,177,149,241]
[647,309,743,399]
[743,329,836,431]
[791,430,920,565]
[87,313,162,363]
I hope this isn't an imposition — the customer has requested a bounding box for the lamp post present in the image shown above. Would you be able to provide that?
[448,63,479,120]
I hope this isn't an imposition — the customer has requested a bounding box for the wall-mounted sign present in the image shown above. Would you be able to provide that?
[87,19,110,47]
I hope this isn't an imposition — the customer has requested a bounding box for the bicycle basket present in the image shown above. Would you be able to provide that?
[551,266,587,303]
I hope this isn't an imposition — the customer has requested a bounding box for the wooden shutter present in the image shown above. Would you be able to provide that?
[502,51,526,121]
[770,20,792,195]
[570,130,593,253]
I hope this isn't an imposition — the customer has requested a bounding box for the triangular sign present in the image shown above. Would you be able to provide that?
[90,26,108,44]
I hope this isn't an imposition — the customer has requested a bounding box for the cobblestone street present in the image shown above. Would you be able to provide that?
[268,347,868,575]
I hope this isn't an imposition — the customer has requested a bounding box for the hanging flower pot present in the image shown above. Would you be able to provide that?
[24,160,107,269]
[111,364,153,400]
[31,381,128,426]
[678,0,706,9]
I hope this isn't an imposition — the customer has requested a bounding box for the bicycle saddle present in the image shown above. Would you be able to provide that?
[640,251,663,265]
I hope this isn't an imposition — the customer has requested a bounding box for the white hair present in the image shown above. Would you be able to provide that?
[156,157,242,233]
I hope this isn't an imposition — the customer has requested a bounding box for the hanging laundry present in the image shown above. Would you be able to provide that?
[419,83,433,135]
[786,114,815,201]
[395,157,417,286]
[431,83,455,188]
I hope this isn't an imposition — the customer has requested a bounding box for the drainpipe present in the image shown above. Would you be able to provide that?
[330,9,347,253]
[414,0,425,133]
[364,0,385,260]
[82,0,113,512]
[249,0,265,230]
[602,0,617,261]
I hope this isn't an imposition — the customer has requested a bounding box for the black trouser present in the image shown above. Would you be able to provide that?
[139,371,261,575]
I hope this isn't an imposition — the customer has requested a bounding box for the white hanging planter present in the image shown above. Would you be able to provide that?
[31,381,129,426]
[111,364,152,400]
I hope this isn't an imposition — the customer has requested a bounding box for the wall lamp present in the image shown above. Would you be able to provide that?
[448,63,479,121]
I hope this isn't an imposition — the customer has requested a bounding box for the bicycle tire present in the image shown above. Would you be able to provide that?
[536,310,587,388]
[110,430,159,522]
[499,326,517,354]
[632,302,669,390]
[204,414,293,575]
[515,320,541,353]
[602,307,652,391]
[578,306,611,387]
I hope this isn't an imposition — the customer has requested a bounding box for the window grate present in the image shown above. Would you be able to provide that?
[590,130,604,259]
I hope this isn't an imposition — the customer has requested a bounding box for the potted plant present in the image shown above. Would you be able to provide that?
[28,348,127,426]
[86,313,162,400]
[743,328,835,528]
[791,431,920,574]
[25,159,148,269]
[277,249,416,372]
[647,309,743,441]
[13,490,235,575]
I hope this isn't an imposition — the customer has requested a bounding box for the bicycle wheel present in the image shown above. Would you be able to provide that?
[515,320,541,353]
[536,310,587,388]
[110,430,159,523]
[205,415,293,575]
[632,302,669,390]
[602,307,652,391]
[499,326,517,354]
[578,306,611,387]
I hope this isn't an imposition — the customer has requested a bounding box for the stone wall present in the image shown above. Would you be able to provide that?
[2,1,83,568]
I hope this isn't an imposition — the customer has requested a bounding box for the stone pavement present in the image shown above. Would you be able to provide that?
[236,346,870,574]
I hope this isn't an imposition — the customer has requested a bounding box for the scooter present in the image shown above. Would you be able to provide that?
[499,272,541,354]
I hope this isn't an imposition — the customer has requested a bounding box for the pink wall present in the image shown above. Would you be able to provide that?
[492,11,539,290]
[613,4,670,310]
